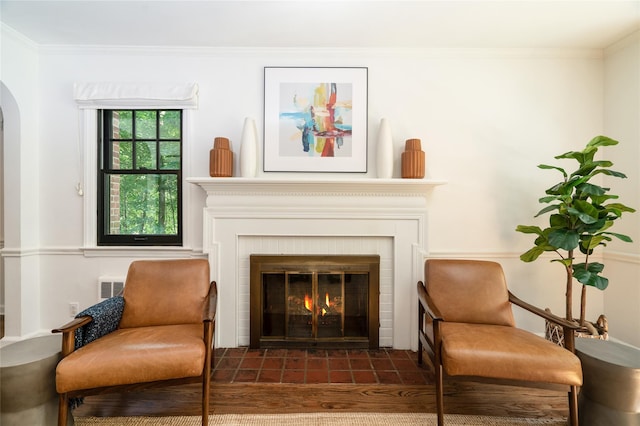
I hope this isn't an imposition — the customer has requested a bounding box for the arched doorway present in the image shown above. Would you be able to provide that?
[1,82,21,340]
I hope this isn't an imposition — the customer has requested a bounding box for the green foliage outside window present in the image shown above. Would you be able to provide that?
[99,110,182,246]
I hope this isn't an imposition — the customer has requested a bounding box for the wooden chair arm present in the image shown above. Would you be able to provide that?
[417,280,443,322]
[508,292,580,330]
[52,316,93,357]
[508,291,580,352]
[52,316,93,334]
[203,281,218,323]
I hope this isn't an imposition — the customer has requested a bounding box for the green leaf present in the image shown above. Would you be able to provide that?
[534,204,561,217]
[576,183,606,196]
[516,225,543,235]
[566,208,598,224]
[585,262,605,273]
[572,163,598,177]
[549,214,569,227]
[604,202,636,213]
[548,228,579,250]
[519,247,546,262]
[545,182,570,196]
[538,164,567,178]
[587,135,618,149]
[582,219,609,235]
[603,232,634,243]
[580,235,608,250]
[590,194,619,204]
[569,200,600,224]
[555,150,584,162]
[573,263,608,290]
[539,195,560,203]
[572,160,614,178]
[551,258,573,267]
[592,169,628,179]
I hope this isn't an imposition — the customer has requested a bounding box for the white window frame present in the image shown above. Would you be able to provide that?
[74,83,198,254]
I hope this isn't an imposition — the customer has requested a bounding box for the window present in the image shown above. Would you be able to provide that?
[98,110,182,246]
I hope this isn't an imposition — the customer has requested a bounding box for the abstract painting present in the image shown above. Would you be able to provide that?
[264,67,368,172]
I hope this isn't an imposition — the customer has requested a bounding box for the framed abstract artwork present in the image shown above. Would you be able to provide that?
[263,67,368,173]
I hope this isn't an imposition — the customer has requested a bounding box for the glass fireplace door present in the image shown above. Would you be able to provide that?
[251,255,379,349]
[286,273,313,338]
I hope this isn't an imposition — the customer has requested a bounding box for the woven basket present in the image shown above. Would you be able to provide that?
[545,313,608,346]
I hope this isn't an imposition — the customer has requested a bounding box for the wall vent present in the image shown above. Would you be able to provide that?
[98,277,125,301]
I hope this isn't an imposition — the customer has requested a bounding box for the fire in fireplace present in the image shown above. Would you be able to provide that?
[250,255,380,349]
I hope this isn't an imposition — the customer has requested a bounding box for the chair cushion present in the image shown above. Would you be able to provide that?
[56,324,205,393]
[440,322,583,386]
[119,259,210,328]
[425,259,515,326]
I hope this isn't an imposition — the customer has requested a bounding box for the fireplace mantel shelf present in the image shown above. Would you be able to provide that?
[187,177,446,197]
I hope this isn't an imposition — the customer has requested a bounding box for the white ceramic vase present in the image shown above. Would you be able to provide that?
[240,117,258,177]
[376,118,393,178]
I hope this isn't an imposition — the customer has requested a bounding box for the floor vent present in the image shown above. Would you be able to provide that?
[98,277,125,301]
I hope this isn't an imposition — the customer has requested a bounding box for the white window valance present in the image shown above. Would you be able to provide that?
[73,82,199,109]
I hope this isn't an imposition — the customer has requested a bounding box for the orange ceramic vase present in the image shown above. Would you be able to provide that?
[401,138,425,179]
[209,137,233,177]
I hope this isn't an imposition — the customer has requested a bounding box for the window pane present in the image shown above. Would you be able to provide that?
[135,141,157,169]
[100,109,183,246]
[112,111,132,139]
[106,174,178,235]
[110,141,132,170]
[159,141,180,170]
[135,111,157,139]
[159,110,181,139]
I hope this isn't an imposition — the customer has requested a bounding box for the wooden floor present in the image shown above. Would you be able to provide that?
[74,381,570,419]
[74,348,571,420]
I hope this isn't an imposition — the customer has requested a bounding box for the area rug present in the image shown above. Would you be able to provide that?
[75,413,568,425]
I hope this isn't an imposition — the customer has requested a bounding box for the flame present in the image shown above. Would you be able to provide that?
[304,294,312,312]
[321,292,330,316]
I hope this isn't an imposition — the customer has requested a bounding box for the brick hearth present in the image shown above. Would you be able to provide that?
[212,348,433,385]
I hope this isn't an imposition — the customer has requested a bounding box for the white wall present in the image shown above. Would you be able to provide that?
[2,28,639,346]
[603,31,640,347]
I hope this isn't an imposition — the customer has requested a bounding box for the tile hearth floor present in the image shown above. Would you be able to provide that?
[212,348,433,385]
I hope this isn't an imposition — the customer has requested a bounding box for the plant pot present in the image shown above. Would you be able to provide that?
[545,313,608,346]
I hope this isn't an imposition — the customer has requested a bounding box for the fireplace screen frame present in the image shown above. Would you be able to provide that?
[250,254,380,349]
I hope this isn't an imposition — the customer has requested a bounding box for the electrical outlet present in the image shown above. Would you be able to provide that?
[69,302,79,317]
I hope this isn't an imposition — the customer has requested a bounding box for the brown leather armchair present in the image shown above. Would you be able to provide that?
[417,259,583,426]
[53,259,217,426]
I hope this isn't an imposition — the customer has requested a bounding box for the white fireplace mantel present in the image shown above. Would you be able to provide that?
[187,177,446,198]
[188,177,445,350]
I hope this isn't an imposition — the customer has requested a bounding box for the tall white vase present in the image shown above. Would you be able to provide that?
[376,118,393,178]
[240,117,258,177]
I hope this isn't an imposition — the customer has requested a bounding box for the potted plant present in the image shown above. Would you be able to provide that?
[516,135,636,341]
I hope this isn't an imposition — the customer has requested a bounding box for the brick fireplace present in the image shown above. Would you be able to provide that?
[189,177,443,350]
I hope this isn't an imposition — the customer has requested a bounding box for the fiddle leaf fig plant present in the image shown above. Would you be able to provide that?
[516,135,636,327]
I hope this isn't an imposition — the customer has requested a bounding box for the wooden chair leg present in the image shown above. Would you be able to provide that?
[435,363,444,426]
[568,385,579,426]
[417,304,424,365]
[202,368,211,426]
[58,394,68,426]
